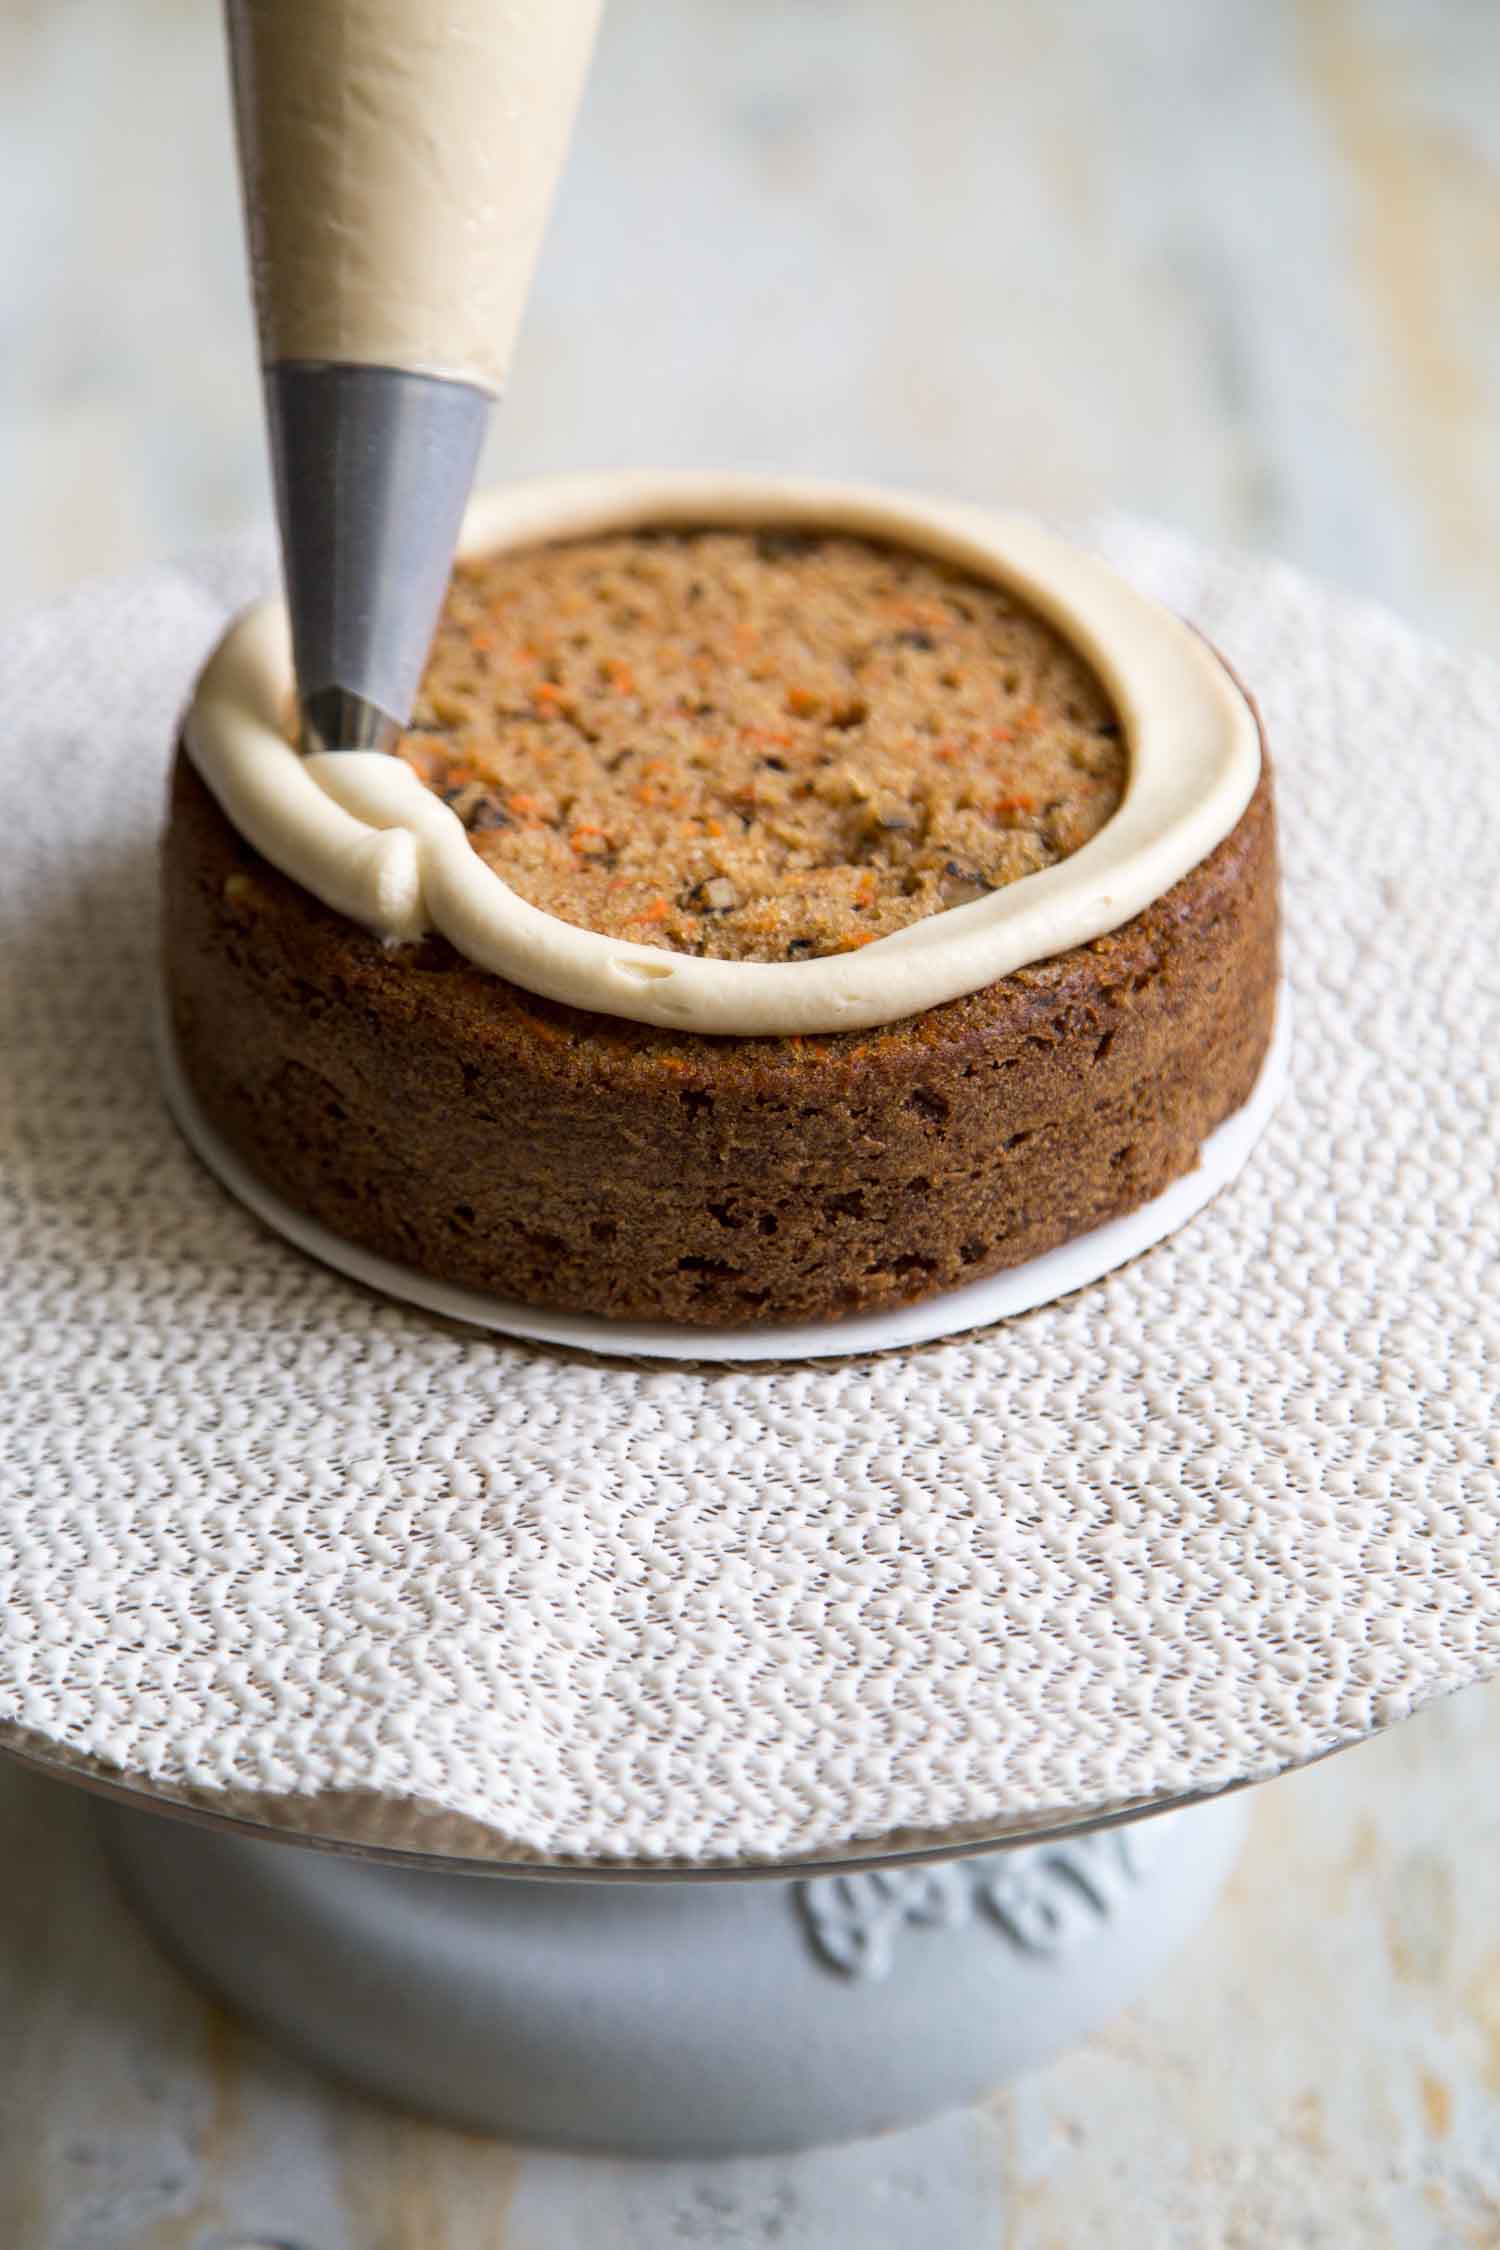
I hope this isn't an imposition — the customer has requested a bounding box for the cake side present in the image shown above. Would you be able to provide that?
[162,729,1278,1329]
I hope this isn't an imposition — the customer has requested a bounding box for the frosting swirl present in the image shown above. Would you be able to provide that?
[185,472,1261,1035]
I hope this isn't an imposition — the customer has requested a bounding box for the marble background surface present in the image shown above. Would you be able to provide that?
[2,1,1499,2243]
[4,0,1500,647]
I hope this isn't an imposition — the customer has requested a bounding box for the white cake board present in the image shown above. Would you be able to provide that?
[155,993,1289,1364]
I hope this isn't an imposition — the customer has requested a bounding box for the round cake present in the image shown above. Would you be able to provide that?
[163,476,1279,1328]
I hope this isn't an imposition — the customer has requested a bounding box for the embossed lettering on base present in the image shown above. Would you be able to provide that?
[796,1825,1162,1982]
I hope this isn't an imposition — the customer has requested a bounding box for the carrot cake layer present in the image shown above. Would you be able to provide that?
[398,530,1126,962]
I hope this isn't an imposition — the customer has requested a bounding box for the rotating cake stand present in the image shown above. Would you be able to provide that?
[6,529,1497,2163]
[67,1757,1243,2154]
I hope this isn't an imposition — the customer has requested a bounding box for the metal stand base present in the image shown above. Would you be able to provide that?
[97,1795,1245,2154]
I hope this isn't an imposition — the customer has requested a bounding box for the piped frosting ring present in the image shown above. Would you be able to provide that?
[185,472,1262,1036]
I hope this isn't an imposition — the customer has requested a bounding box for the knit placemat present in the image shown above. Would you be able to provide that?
[1,518,1495,1868]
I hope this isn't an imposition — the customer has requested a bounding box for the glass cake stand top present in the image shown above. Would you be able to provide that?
[4,1726,1298,1883]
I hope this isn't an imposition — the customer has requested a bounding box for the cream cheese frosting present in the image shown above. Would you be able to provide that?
[227,0,602,390]
[184,472,1262,1036]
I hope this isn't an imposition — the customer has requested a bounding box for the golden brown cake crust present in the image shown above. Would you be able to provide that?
[163,692,1279,1329]
[400,530,1126,961]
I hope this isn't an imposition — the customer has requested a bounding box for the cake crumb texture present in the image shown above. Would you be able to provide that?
[164,744,1277,1328]
[398,530,1125,961]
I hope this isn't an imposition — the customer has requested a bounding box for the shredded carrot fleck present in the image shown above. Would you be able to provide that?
[993,793,1036,817]
[508,792,544,820]
[633,899,670,924]
[607,661,635,695]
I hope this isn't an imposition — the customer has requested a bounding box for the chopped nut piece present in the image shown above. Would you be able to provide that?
[468,799,512,833]
[682,875,739,914]
[938,862,995,907]
[442,781,508,829]
[863,794,918,837]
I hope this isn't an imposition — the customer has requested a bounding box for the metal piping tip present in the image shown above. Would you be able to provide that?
[300,686,403,757]
[265,360,491,753]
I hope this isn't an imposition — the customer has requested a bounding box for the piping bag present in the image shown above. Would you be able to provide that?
[226,0,602,752]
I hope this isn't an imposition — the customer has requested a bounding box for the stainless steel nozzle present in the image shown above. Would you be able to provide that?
[264,360,490,753]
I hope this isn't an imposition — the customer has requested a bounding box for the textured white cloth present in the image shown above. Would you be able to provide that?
[1,523,1496,1869]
